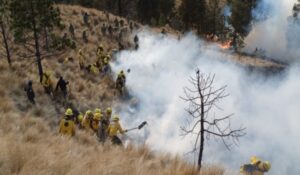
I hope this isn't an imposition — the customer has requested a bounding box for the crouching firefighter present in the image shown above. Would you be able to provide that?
[240,156,271,175]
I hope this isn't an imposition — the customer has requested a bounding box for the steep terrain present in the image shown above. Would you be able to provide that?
[0,4,229,175]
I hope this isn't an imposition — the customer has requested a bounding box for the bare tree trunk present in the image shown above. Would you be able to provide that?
[44,27,49,51]
[30,1,43,82]
[0,21,11,67]
[197,73,205,170]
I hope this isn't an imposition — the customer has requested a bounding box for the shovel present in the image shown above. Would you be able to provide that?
[126,121,147,132]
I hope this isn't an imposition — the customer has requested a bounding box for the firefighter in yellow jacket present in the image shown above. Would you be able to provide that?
[59,108,76,136]
[41,71,53,95]
[108,115,127,145]
[91,112,102,132]
[240,156,271,175]
[116,70,126,94]
[82,110,93,131]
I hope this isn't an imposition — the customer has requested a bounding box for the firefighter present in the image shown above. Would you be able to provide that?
[240,156,271,175]
[91,112,102,132]
[104,107,112,121]
[86,63,99,74]
[116,70,126,94]
[41,71,53,96]
[82,110,93,131]
[24,80,35,104]
[69,24,75,38]
[102,56,110,74]
[55,76,69,99]
[59,108,76,136]
[78,49,85,69]
[108,115,127,145]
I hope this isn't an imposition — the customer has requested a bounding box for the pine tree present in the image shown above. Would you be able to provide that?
[229,0,257,36]
[137,0,159,24]
[179,0,207,33]
[10,0,61,82]
[206,0,225,36]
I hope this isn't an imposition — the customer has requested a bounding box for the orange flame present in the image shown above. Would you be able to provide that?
[219,40,232,49]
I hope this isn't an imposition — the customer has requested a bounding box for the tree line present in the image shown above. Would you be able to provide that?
[55,0,257,39]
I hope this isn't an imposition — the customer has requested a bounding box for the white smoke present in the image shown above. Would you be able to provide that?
[111,30,300,175]
[244,0,300,62]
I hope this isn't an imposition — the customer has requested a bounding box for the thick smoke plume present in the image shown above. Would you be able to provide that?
[111,31,300,174]
[244,0,300,62]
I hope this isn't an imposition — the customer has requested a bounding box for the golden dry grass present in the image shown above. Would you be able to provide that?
[0,4,227,175]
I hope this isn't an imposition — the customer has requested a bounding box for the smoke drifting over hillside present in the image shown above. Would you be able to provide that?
[110,1,300,174]
[111,31,300,174]
[244,0,300,62]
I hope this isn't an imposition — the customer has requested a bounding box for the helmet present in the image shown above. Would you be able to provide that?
[112,115,120,121]
[78,114,83,122]
[259,161,271,172]
[94,108,101,114]
[104,57,108,64]
[65,108,73,116]
[86,110,93,116]
[106,107,112,114]
[79,49,83,55]
[93,113,102,121]
[250,156,260,165]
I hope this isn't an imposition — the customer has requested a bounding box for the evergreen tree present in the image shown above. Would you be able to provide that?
[179,0,207,33]
[137,0,159,24]
[229,0,257,36]
[159,0,175,24]
[206,0,225,36]
[10,0,61,82]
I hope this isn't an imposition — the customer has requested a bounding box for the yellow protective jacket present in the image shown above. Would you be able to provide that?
[240,164,265,175]
[82,114,92,130]
[108,121,125,137]
[91,120,100,131]
[59,118,75,136]
[41,74,52,87]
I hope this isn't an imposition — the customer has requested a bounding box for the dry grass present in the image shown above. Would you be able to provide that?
[0,4,227,175]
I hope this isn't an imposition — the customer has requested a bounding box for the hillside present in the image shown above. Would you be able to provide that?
[0,4,229,175]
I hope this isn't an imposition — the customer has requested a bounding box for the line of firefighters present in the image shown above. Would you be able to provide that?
[59,107,127,145]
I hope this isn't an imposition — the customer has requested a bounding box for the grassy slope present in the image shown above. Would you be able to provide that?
[0,4,226,175]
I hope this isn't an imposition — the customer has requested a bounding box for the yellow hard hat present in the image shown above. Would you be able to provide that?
[112,115,120,121]
[93,113,102,121]
[65,108,73,116]
[106,107,112,114]
[250,156,260,165]
[86,110,93,116]
[78,114,83,122]
[259,161,271,172]
[104,57,108,64]
[94,108,101,114]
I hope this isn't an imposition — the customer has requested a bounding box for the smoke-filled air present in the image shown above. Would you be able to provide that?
[112,1,300,175]
[1,0,300,174]
[244,0,300,62]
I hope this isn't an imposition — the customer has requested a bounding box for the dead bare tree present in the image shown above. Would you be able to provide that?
[180,69,245,171]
